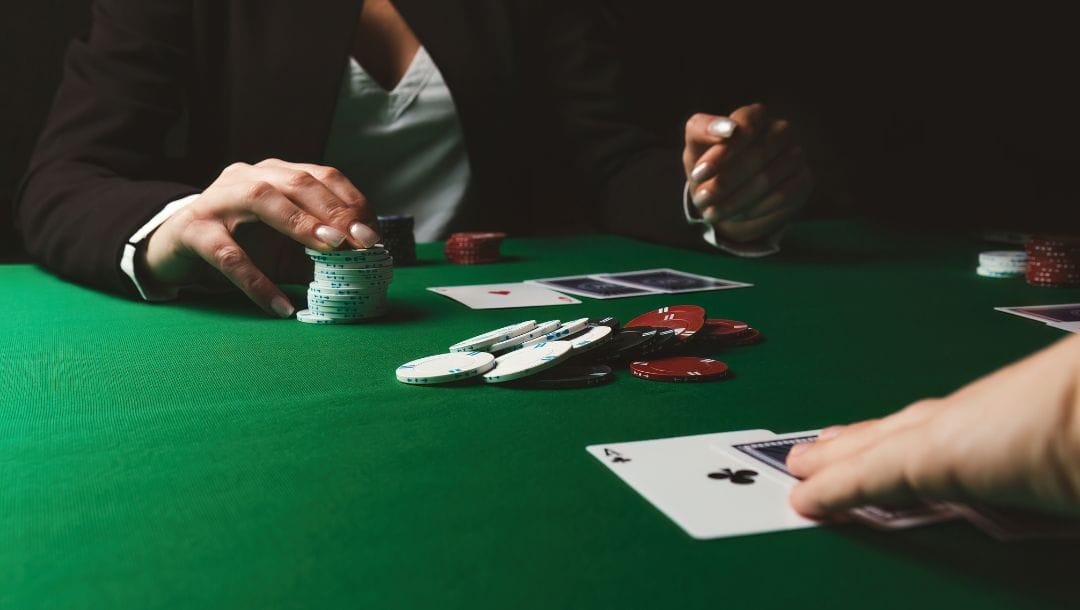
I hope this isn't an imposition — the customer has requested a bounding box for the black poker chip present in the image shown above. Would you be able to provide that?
[516,363,615,389]
[587,316,621,332]
[377,214,417,266]
[639,327,680,358]
[591,327,660,364]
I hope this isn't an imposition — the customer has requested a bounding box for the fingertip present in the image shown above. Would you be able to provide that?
[691,187,712,209]
[787,441,811,464]
[349,222,381,249]
[270,295,295,319]
[690,162,716,184]
[789,484,825,519]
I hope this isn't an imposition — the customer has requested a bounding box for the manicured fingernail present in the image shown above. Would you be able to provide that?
[315,225,346,248]
[708,118,736,138]
[818,426,844,441]
[690,162,715,184]
[692,187,712,208]
[270,296,295,319]
[350,222,380,248]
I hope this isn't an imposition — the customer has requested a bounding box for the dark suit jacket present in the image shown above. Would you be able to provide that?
[16,0,693,297]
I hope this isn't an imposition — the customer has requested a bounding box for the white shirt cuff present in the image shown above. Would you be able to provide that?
[120,193,201,301]
[682,183,783,258]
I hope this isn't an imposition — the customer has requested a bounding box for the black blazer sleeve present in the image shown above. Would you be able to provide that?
[530,1,701,249]
[15,0,199,296]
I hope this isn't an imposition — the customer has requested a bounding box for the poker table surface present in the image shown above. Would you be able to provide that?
[3,220,1079,609]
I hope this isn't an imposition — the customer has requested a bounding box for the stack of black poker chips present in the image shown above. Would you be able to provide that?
[377,214,417,266]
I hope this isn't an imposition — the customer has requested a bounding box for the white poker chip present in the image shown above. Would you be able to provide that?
[306,293,382,302]
[306,245,386,258]
[314,265,394,275]
[316,258,393,270]
[520,317,589,348]
[308,283,384,294]
[296,309,342,324]
[396,351,497,385]
[976,266,1024,278]
[979,250,1027,263]
[301,245,393,324]
[449,320,538,352]
[489,319,562,353]
[568,324,613,353]
[481,341,574,384]
[309,302,387,315]
[314,268,394,279]
[311,279,392,290]
[978,251,1027,274]
[312,278,393,287]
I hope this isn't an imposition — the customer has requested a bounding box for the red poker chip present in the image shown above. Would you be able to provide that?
[719,327,764,346]
[444,231,507,265]
[626,306,706,340]
[700,318,750,340]
[1024,235,1080,286]
[629,356,730,382]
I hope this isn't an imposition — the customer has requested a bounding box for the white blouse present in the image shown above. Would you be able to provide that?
[323,47,471,242]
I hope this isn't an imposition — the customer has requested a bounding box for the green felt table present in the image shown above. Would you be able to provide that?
[3,220,1079,609]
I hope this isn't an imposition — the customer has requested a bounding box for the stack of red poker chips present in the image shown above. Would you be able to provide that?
[444,232,507,265]
[625,305,706,341]
[1025,236,1080,287]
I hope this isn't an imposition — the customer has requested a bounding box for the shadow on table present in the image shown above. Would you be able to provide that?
[838,521,1080,605]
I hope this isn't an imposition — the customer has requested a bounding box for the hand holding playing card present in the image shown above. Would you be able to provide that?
[683,104,813,244]
[786,334,1080,521]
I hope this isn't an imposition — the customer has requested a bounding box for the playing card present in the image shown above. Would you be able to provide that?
[719,430,961,530]
[995,303,1080,325]
[950,504,1080,541]
[427,283,581,309]
[595,268,752,294]
[1048,321,1080,334]
[525,275,658,299]
[587,430,819,540]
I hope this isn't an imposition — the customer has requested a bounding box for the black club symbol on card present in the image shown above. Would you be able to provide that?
[708,468,758,484]
[604,448,631,463]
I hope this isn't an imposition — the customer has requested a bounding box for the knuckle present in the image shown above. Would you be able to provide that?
[246,180,276,201]
[223,162,249,176]
[285,208,316,235]
[284,170,317,190]
[244,272,275,296]
[313,165,343,183]
[212,244,248,273]
[686,113,710,133]
[257,157,284,167]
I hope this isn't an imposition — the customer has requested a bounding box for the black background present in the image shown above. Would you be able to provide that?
[2,2,1077,260]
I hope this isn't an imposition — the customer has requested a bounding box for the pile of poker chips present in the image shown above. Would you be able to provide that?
[394,305,763,388]
[976,250,1027,279]
[1025,236,1080,287]
[596,305,761,382]
[444,232,507,265]
[296,246,393,324]
[377,214,417,266]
